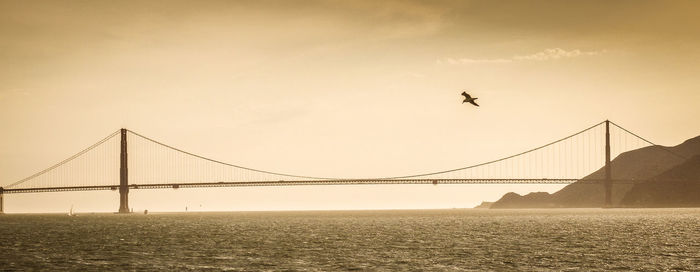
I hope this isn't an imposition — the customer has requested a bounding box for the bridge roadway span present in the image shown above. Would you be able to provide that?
[5,178,638,194]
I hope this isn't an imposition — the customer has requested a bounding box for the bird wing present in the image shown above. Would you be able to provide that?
[461,92,471,99]
[469,100,479,106]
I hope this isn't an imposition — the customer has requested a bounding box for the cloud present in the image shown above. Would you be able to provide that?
[439,48,605,64]
[514,48,604,61]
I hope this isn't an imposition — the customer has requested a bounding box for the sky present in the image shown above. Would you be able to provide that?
[1,0,699,213]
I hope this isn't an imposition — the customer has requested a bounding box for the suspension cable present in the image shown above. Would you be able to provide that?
[6,130,121,188]
[7,120,684,189]
[126,129,333,180]
[609,121,687,160]
[379,120,606,179]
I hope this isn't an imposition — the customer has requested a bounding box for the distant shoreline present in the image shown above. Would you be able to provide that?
[5,207,700,215]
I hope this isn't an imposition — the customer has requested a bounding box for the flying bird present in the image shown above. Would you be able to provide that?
[461,91,479,106]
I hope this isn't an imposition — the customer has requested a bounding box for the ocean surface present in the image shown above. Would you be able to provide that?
[1,209,699,271]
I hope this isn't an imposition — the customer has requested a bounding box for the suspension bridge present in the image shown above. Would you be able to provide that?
[0,120,661,213]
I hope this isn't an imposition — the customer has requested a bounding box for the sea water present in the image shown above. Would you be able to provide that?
[1,209,699,271]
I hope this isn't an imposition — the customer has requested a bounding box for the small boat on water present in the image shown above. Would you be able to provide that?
[68,205,77,217]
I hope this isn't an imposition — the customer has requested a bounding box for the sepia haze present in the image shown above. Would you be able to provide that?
[1,0,699,212]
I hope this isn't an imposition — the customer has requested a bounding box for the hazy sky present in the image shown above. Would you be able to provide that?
[2,0,699,212]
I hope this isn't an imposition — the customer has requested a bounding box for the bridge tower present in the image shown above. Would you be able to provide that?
[604,120,612,208]
[118,128,130,213]
[0,187,4,214]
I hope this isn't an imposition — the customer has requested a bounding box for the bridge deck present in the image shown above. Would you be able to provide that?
[2,178,638,194]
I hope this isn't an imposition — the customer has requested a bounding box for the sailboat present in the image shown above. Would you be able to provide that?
[68,205,77,217]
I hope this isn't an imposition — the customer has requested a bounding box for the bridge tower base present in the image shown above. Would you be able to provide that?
[604,120,612,208]
[118,129,130,213]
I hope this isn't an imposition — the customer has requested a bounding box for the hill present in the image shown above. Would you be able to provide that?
[490,135,700,208]
[473,201,494,209]
[620,155,700,207]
